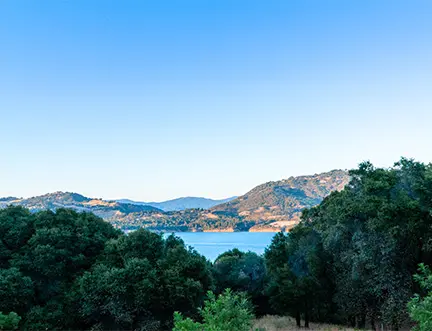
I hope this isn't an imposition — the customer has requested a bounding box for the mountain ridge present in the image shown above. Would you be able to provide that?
[115,196,237,211]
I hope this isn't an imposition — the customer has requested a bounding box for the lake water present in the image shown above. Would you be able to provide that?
[164,232,277,261]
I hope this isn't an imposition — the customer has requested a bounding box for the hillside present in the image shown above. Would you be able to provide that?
[0,192,162,221]
[209,169,349,231]
[0,170,349,232]
[115,196,237,211]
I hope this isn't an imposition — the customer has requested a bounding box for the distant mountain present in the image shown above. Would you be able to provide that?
[0,192,161,220]
[115,196,237,211]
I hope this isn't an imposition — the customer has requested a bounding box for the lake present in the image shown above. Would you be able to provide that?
[164,232,277,261]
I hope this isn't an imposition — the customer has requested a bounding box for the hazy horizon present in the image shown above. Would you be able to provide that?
[1,1,431,201]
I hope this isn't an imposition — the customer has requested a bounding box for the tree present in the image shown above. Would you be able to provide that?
[0,312,21,330]
[265,225,332,328]
[213,249,269,315]
[0,206,34,268]
[0,268,34,316]
[173,289,254,331]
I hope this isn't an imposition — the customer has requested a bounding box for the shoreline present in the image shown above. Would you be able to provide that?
[123,228,285,234]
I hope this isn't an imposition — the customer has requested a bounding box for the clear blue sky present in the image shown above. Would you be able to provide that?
[1,0,431,201]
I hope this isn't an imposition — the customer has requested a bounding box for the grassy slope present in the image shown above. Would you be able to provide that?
[253,316,369,331]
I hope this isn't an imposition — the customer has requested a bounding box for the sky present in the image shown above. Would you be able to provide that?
[1,0,431,201]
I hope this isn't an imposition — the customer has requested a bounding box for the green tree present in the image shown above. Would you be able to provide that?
[408,263,432,330]
[0,268,34,316]
[0,312,21,330]
[0,206,34,268]
[265,224,332,328]
[173,289,254,331]
[213,249,269,315]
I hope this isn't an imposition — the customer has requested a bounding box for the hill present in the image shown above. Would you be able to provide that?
[115,196,237,211]
[0,192,162,221]
[209,169,349,231]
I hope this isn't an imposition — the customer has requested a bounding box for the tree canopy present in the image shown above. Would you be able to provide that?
[213,248,269,315]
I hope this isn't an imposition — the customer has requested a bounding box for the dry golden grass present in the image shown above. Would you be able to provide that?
[252,315,368,331]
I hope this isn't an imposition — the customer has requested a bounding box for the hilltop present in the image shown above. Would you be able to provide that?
[0,192,162,221]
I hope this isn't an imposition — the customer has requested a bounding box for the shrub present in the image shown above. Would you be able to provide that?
[408,263,432,331]
[173,289,254,331]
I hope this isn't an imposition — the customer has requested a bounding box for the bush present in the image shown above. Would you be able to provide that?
[408,263,432,331]
[173,289,254,331]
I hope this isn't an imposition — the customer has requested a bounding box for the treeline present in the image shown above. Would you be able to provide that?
[1,158,432,330]
[109,209,253,233]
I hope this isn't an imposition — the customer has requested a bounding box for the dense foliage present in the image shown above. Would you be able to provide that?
[0,312,21,330]
[212,249,269,316]
[265,224,333,327]
[408,264,432,330]
[72,231,213,330]
[0,207,122,330]
[0,207,212,330]
[264,158,432,329]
